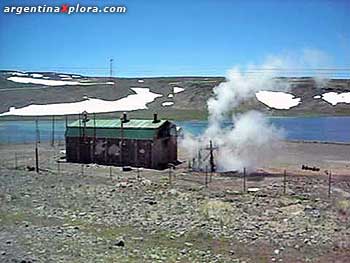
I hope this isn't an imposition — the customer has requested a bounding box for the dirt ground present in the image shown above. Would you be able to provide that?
[0,141,349,262]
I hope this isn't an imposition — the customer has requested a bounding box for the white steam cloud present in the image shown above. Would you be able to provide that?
[181,60,288,172]
[181,50,333,172]
[214,111,284,171]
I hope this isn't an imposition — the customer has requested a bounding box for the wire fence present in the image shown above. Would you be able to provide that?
[1,147,347,202]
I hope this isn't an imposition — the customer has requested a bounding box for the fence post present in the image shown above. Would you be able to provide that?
[243,167,246,192]
[51,115,55,147]
[14,153,18,170]
[168,166,172,185]
[328,170,332,198]
[205,166,208,188]
[57,161,60,175]
[283,169,287,194]
[35,119,40,173]
[35,145,39,173]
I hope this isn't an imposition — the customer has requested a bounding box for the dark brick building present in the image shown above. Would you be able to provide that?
[65,114,177,169]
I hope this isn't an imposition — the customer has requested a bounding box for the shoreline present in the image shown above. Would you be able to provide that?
[1,113,350,121]
[287,140,350,145]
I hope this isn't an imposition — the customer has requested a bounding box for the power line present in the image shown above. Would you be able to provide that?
[1,65,349,78]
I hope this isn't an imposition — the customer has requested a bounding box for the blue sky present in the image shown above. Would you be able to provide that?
[0,0,349,77]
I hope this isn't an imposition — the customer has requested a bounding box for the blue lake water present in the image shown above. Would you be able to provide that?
[0,117,350,144]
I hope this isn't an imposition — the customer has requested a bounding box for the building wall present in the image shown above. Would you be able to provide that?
[66,135,177,169]
[152,136,177,169]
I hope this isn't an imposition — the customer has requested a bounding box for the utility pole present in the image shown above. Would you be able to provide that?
[77,113,82,162]
[120,115,124,166]
[204,140,217,176]
[209,140,215,173]
[109,58,114,82]
[93,113,96,163]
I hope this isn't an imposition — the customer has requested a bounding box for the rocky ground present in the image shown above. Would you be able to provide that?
[0,142,350,262]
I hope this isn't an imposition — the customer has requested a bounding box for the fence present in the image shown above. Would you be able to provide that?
[0,145,347,201]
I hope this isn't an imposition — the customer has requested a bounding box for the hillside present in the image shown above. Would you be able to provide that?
[0,70,350,120]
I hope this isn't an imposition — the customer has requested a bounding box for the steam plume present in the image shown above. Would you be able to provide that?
[182,61,288,172]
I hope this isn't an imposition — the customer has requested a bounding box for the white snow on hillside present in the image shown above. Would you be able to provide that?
[162,101,174,107]
[7,76,114,86]
[173,87,184,93]
[11,72,27,76]
[0,88,162,116]
[58,74,71,78]
[314,95,321,99]
[321,92,350,105]
[31,73,43,78]
[168,94,174,98]
[255,91,301,110]
[138,79,144,83]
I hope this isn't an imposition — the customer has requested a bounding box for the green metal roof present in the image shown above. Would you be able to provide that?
[66,119,170,140]
[68,119,167,129]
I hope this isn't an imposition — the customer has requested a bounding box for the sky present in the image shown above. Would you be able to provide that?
[0,0,349,77]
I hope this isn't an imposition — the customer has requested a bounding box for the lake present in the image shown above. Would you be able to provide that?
[0,117,350,144]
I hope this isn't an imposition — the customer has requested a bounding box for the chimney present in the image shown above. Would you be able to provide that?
[121,112,128,123]
[82,111,89,123]
[153,113,160,123]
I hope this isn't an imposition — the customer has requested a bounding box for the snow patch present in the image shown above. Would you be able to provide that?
[162,101,174,107]
[168,94,174,98]
[321,92,350,106]
[58,74,71,78]
[11,72,27,77]
[138,79,144,83]
[255,91,301,110]
[173,87,184,93]
[7,76,113,86]
[31,73,43,78]
[0,88,163,116]
[313,95,321,99]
